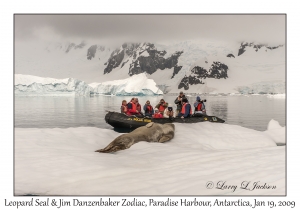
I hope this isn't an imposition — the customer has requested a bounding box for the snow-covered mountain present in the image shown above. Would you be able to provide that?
[15,40,285,94]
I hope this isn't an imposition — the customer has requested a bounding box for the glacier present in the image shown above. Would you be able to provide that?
[236,80,285,94]
[15,74,93,96]
[15,74,164,96]
[90,73,163,96]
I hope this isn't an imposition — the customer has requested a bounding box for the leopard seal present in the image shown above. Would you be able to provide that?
[95,122,175,153]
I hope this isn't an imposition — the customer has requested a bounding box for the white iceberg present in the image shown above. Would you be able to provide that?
[15,120,285,195]
[15,74,93,96]
[264,119,286,144]
[14,74,163,96]
[90,73,163,96]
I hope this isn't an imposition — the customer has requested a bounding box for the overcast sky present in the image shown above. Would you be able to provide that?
[15,14,285,45]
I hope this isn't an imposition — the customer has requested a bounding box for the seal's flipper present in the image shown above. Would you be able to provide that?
[95,141,128,153]
[146,122,154,128]
[95,143,128,153]
[95,135,134,153]
[158,134,173,143]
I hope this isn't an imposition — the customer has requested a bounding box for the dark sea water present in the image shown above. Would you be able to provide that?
[15,94,285,132]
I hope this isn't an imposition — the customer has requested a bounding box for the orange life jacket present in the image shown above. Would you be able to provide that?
[196,103,202,111]
[158,103,166,113]
[181,103,192,115]
[126,102,136,115]
[146,105,153,113]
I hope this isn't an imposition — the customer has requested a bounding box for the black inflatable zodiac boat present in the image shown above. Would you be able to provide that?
[105,111,225,129]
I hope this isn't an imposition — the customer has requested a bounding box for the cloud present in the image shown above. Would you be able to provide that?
[15,14,285,45]
[32,26,62,42]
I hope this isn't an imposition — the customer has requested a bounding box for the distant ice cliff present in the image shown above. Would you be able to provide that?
[15,74,163,96]
[15,74,92,96]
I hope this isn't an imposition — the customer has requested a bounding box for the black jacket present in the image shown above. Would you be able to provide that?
[174,96,183,111]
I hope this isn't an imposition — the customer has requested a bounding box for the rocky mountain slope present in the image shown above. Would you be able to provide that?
[15,40,285,94]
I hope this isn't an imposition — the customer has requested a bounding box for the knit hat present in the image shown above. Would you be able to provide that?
[154,108,159,111]
[196,96,201,101]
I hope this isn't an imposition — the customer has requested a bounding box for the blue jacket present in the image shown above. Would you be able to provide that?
[183,103,191,118]
[127,103,133,109]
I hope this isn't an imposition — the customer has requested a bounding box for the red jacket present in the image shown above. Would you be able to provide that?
[153,113,163,118]
[126,102,137,115]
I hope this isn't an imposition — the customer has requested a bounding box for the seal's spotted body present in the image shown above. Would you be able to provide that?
[95,122,175,153]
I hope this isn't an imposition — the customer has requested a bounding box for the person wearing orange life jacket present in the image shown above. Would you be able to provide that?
[120,100,128,114]
[152,108,163,118]
[155,99,167,114]
[135,98,142,114]
[126,98,139,116]
[178,98,192,118]
[143,100,154,117]
[193,96,206,115]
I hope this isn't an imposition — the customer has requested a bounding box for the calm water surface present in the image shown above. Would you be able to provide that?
[15,95,286,131]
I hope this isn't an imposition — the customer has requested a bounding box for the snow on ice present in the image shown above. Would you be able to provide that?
[264,119,286,144]
[15,120,285,195]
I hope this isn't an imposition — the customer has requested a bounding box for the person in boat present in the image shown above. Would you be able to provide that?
[163,103,174,119]
[178,98,192,118]
[143,100,154,117]
[193,96,206,115]
[174,91,184,117]
[153,108,163,118]
[126,98,141,116]
[135,98,142,114]
[120,100,128,114]
[155,99,167,114]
